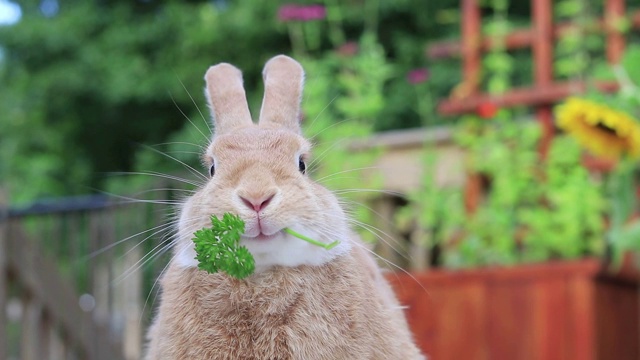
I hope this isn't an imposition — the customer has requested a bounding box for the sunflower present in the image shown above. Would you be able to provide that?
[555,97,640,159]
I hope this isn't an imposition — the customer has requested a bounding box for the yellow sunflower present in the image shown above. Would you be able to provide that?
[555,97,640,159]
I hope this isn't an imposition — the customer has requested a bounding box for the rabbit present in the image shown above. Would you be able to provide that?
[144,55,425,360]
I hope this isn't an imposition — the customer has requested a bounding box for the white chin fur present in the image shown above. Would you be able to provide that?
[174,228,351,272]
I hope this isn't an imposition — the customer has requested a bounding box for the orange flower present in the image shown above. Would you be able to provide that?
[476,102,498,119]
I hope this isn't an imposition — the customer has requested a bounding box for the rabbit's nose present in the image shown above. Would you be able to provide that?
[239,193,275,212]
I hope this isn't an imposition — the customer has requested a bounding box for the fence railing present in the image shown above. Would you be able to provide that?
[1,193,172,359]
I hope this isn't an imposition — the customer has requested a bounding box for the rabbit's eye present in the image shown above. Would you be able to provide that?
[209,164,215,177]
[298,157,306,174]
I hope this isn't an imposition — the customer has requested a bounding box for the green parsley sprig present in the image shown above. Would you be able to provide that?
[192,213,254,279]
[192,213,340,279]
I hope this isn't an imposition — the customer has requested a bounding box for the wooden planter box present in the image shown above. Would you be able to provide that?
[387,259,639,360]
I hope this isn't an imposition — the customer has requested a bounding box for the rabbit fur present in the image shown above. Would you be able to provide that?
[144,55,425,360]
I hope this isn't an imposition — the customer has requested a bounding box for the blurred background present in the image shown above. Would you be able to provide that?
[1,0,640,359]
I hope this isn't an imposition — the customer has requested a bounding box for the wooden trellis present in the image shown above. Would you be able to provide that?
[428,0,640,154]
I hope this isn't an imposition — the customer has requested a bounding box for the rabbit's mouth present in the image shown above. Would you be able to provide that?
[242,231,284,242]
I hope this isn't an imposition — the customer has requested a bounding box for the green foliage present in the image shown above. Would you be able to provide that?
[395,0,639,269]
[400,118,607,269]
[0,0,465,204]
[298,32,392,242]
[482,0,514,95]
[553,0,601,80]
[520,135,605,261]
[583,45,640,264]
[192,213,254,279]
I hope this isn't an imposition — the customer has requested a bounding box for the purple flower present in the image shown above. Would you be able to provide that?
[278,4,326,22]
[407,68,429,85]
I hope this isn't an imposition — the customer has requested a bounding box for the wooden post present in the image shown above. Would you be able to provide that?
[0,192,7,360]
[605,0,626,64]
[121,202,147,360]
[461,0,482,97]
[409,226,429,271]
[48,326,66,360]
[21,295,44,360]
[38,312,52,360]
[122,243,143,360]
[532,0,555,158]
[371,197,405,269]
[93,208,114,338]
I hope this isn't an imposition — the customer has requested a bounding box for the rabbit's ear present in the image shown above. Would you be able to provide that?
[204,63,253,135]
[258,55,304,132]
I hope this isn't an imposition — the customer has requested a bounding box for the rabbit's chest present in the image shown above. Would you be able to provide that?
[197,286,366,360]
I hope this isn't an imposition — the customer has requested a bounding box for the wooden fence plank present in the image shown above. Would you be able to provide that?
[6,223,125,360]
[461,0,481,95]
[567,275,596,360]
[39,311,53,360]
[433,282,488,360]
[122,242,143,360]
[595,275,639,359]
[488,282,536,360]
[530,278,570,360]
[21,295,43,360]
[438,80,619,115]
[605,0,626,64]
[427,11,640,59]
[372,198,406,269]
[49,325,66,360]
[532,0,555,157]
[0,193,7,360]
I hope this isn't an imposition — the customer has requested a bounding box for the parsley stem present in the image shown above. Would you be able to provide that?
[283,228,340,250]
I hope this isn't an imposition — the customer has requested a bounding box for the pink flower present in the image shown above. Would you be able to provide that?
[278,5,299,21]
[278,4,326,22]
[299,5,326,21]
[407,68,429,84]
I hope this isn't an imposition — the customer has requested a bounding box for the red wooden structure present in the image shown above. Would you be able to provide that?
[387,259,639,360]
[428,0,640,155]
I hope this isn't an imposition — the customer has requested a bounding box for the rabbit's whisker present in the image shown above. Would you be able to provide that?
[83,221,179,262]
[334,189,404,197]
[142,145,208,182]
[169,92,211,143]
[176,75,213,136]
[313,167,380,183]
[307,138,350,171]
[106,171,204,187]
[113,231,178,287]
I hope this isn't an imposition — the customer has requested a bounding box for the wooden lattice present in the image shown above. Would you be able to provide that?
[428,0,640,154]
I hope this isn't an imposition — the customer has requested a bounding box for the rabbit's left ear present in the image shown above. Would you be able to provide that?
[258,55,304,132]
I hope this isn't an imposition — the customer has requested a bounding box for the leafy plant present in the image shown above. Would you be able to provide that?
[398,117,607,269]
[556,45,640,266]
[455,120,590,266]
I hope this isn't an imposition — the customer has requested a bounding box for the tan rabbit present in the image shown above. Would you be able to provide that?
[144,55,425,360]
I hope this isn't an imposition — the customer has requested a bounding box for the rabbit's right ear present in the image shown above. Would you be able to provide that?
[204,63,253,135]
